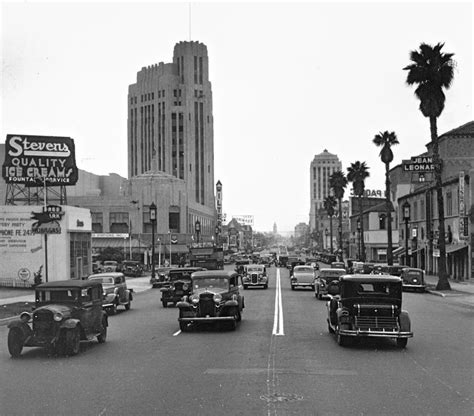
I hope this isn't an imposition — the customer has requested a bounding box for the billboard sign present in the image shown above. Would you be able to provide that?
[402,156,436,172]
[232,215,254,227]
[2,134,78,186]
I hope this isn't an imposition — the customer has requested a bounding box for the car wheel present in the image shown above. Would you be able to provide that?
[8,328,24,358]
[243,285,248,290]
[179,321,188,332]
[396,338,408,348]
[264,284,268,289]
[336,325,351,347]
[327,320,335,334]
[125,300,131,311]
[65,327,81,356]
[97,318,107,343]
[162,300,167,308]
[311,285,315,290]
[291,285,295,290]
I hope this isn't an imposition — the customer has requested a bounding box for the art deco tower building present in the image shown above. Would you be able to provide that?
[127,41,215,209]
[309,149,342,230]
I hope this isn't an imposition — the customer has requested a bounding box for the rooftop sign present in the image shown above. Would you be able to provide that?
[402,156,436,172]
[2,134,78,186]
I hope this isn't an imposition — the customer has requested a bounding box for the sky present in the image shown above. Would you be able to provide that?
[1,1,473,233]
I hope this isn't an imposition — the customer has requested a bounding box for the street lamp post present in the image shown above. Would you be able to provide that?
[324,228,329,251]
[157,238,161,267]
[150,203,157,281]
[195,220,201,244]
[403,201,411,267]
[168,231,172,266]
[338,225,342,261]
[357,218,361,261]
[215,225,220,246]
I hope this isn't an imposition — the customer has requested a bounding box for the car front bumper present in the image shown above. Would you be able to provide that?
[402,283,426,290]
[178,316,236,322]
[339,328,413,338]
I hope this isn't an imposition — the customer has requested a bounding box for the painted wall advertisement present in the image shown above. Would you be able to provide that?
[2,134,78,186]
[0,207,43,284]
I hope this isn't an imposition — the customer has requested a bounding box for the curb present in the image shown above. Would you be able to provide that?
[425,289,446,298]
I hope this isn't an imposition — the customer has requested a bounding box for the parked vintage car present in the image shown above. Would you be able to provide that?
[331,261,346,270]
[291,265,316,290]
[160,267,205,307]
[88,272,133,314]
[122,260,144,277]
[401,267,426,292]
[315,268,347,299]
[242,264,268,289]
[177,270,244,331]
[326,274,413,348]
[387,265,406,277]
[102,260,121,272]
[7,280,108,357]
[150,267,172,288]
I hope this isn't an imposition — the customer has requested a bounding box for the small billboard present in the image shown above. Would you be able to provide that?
[2,134,78,186]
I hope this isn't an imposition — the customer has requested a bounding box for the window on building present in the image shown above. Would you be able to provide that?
[169,212,180,233]
[446,191,453,216]
[379,214,386,230]
[110,212,129,233]
[91,212,103,233]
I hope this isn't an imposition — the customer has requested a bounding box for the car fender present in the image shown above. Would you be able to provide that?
[7,321,33,339]
[224,299,239,308]
[60,318,81,330]
[176,301,193,309]
[399,310,411,332]
[101,312,109,326]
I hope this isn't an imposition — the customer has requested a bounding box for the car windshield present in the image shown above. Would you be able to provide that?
[89,276,115,286]
[104,261,117,266]
[295,267,313,273]
[193,278,228,290]
[169,271,193,281]
[36,289,79,303]
[406,270,422,277]
[320,270,345,281]
[247,267,263,272]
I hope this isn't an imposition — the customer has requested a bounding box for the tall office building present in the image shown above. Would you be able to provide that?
[127,41,215,209]
[309,149,342,230]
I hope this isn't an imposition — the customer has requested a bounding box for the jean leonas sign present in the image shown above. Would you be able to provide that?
[2,134,78,186]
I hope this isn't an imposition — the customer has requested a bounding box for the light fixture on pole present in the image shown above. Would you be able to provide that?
[195,220,201,244]
[402,201,411,266]
[150,203,157,281]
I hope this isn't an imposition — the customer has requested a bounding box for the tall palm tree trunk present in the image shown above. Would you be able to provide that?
[431,116,450,290]
[338,198,343,262]
[385,163,393,266]
[329,215,333,253]
[358,196,365,261]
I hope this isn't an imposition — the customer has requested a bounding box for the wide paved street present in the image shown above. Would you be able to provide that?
[0,265,473,416]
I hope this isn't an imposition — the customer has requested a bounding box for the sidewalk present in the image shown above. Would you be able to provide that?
[424,273,474,296]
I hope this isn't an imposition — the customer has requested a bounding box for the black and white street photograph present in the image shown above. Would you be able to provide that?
[0,1,473,415]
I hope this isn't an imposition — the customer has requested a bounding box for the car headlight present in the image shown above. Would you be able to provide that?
[53,312,63,322]
[213,293,222,304]
[20,312,32,323]
[114,288,119,294]
[190,294,199,304]
[183,283,189,291]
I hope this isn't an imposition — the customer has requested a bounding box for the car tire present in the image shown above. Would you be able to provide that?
[243,285,248,290]
[97,318,107,343]
[336,325,351,347]
[162,300,167,308]
[311,285,315,291]
[65,327,80,356]
[125,301,131,311]
[396,338,408,348]
[264,284,268,289]
[179,321,188,332]
[108,303,117,315]
[8,328,24,358]
[327,320,335,334]
[291,285,295,290]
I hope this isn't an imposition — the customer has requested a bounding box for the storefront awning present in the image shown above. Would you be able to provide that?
[92,237,142,249]
[392,246,405,256]
[445,244,468,254]
[164,244,190,254]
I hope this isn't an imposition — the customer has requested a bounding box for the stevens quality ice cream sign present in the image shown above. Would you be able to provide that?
[2,134,78,186]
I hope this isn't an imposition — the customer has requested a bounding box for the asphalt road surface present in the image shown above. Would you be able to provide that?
[0,265,473,416]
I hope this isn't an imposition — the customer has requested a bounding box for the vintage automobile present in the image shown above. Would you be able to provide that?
[88,272,132,314]
[315,268,347,299]
[160,267,205,307]
[7,280,108,358]
[177,270,244,331]
[401,267,426,292]
[234,259,250,275]
[326,274,413,348]
[102,260,121,272]
[331,261,346,270]
[242,264,268,289]
[150,266,172,288]
[290,265,316,290]
[121,260,144,277]
[387,265,405,277]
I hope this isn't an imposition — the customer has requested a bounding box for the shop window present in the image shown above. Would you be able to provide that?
[169,212,180,233]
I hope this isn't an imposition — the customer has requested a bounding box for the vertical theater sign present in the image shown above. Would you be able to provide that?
[1,135,92,287]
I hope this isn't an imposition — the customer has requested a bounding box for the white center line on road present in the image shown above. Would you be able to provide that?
[272,268,284,336]
[173,330,181,336]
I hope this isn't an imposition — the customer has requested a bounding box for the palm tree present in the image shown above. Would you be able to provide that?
[329,170,348,261]
[373,131,399,266]
[323,195,337,253]
[404,42,455,290]
[347,161,370,261]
